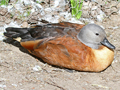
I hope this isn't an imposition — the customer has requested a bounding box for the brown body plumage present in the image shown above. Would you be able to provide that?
[4,22,115,72]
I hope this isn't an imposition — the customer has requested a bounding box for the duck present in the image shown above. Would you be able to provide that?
[4,22,115,72]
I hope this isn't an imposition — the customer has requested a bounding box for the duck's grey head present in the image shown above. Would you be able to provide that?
[77,24,115,49]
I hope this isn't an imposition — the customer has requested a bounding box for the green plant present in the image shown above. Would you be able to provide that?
[0,0,9,5]
[26,10,31,17]
[117,0,120,2]
[70,0,83,19]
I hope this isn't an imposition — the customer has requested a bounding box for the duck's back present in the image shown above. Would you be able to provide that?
[29,22,85,39]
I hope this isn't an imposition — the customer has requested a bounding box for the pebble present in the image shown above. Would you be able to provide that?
[0,7,8,16]
[91,6,98,10]
[117,3,120,8]
[5,18,12,24]
[21,22,29,27]
[112,26,119,30]
[0,16,6,22]
[0,22,5,26]
[83,1,91,9]
[33,65,42,71]
[0,27,5,41]
[22,0,31,5]
[11,84,17,87]
[0,84,6,88]
[97,10,105,22]
[35,3,43,9]
[97,15,104,22]
[111,7,118,14]
[4,22,20,28]
[118,10,120,15]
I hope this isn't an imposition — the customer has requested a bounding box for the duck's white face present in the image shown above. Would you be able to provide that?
[77,24,115,49]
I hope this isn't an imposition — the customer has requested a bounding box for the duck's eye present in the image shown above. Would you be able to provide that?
[96,33,99,36]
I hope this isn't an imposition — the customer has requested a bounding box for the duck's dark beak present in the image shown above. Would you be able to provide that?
[101,37,115,49]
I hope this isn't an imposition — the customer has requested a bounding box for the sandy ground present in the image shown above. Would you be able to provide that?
[0,14,120,90]
[0,1,120,90]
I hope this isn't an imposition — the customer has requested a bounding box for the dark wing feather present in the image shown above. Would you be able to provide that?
[4,22,84,42]
[31,22,84,38]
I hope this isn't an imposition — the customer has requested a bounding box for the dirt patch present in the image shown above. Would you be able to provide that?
[0,15,120,90]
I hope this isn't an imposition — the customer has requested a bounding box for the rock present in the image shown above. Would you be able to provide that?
[11,84,17,87]
[91,10,97,18]
[110,1,117,7]
[111,7,118,14]
[82,10,90,18]
[21,22,28,27]
[5,18,12,24]
[23,0,32,5]
[0,84,6,88]
[104,8,111,16]
[28,15,38,23]
[0,16,6,22]
[91,6,98,10]
[33,65,42,71]
[0,22,5,26]
[9,0,18,3]
[5,13,13,18]
[117,3,120,8]
[118,10,120,15]
[97,10,105,22]
[4,22,20,28]
[32,12,38,16]
[83,1,91,9]
[14,18,22,25]
[0,7,8,16]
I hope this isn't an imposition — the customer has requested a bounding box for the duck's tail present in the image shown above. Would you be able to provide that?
[4,27,32,42]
